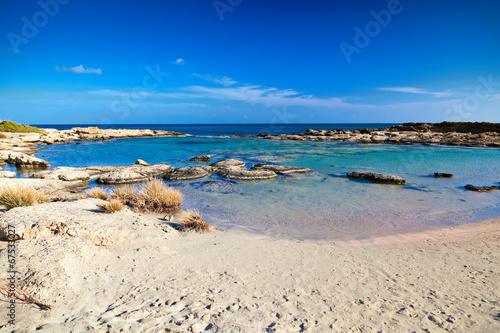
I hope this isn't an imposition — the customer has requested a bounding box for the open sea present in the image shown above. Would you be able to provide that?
[8,123,500,241]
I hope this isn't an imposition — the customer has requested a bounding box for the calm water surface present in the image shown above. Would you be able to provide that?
[9,128,500,241]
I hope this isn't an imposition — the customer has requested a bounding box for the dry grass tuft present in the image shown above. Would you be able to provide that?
[0,185,48,209]
[99,199,125,213]
[133,179,183,214]
[85,187,108,200]
[110,185,136,205]
[178,210,212,233]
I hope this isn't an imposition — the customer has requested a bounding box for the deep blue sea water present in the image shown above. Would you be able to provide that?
[11,124,500,241]
[34,123,396,136]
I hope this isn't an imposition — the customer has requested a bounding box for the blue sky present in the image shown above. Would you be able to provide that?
[1,0,499,124]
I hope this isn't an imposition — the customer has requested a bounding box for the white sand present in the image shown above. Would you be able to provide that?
[0,198,499,332]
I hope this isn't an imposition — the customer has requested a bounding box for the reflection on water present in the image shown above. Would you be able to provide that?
[25,137,500,241]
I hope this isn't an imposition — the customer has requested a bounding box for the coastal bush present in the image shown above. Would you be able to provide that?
[85,187,108,200]
[110,185,136,204]
[133,179,183,214]
[179,210,212,233]
[0,121,44,134]
[99,199,125,213]
[0,185,48,209]
[0,133,7,139]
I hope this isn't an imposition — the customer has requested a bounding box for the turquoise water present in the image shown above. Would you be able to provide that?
[12,136,500,241]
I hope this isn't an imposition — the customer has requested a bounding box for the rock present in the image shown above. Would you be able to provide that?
[6,152,50,168]
[346,172,406,185]
[434,173,454,178]
[199,181,234,193]
[96,164,173,184]
[164,166,215,181]
[250,164,312,175]
[464,184,500,192]
[0,171,16,178]
[190,155,211,163]
[31,167,91,182]
[217,166,277,181]
[210,159,245,170]
[135,159,150,166]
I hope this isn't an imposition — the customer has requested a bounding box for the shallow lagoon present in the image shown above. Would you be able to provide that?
[16,136,500,241]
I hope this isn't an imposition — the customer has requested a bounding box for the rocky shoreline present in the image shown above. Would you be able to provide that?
[252,122,500,147]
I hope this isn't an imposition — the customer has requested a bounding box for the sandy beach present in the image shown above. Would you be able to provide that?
[1,181,499,332]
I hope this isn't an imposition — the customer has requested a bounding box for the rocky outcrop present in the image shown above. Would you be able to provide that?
[347,172,406,185]
[464,184,500,192]
[135,159,150,166]
[250,122,500,147]
[31,167,91,182]
[250,164,313,175]
[190,155,211,163]
[434,173,454,178]
[210,159,245,170]
[5,152,50,168]
[96,164,174,184]
[217,166,277,181]
[164,166,215,181]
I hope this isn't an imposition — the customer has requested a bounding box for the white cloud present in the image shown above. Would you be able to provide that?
[56,65,102,75]
[377,87,451,97]
[172,58,185,65]
[193,73,238,86]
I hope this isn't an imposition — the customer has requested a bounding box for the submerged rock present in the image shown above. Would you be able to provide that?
[217,166,277,181]
[190,155,211,163]
[164,166,215,181]
[346,172,406,185]
[250,164,312,175]
[96,164,173,184]
[464,184,500,192]
[210,159,245,170]
[199,181,235,193]
[434,173,454,178]
[31,167,91,182]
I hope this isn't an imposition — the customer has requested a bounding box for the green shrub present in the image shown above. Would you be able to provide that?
[0,121,44,134]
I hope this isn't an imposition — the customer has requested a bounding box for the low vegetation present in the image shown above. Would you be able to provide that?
[110,185,136,204]
[85,187,108,200]
[99,199,125,213]
[133,179,183,214]
[0,121,44,134]
[0,185,48,209]
[178,210,212,233]
[0,133,7,139]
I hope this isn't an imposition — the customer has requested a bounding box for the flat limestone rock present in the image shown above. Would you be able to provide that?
[347,172,406,185]
[250,164,312,175]
[190,155,211,163]
[0,171,16,178]
[96,164,173,184]
[5,152,50,168]
[464,184,500,192]
[217,166,277,181]
[31,167,91,182]
[164,166,215,181]
[210,159,245,170]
